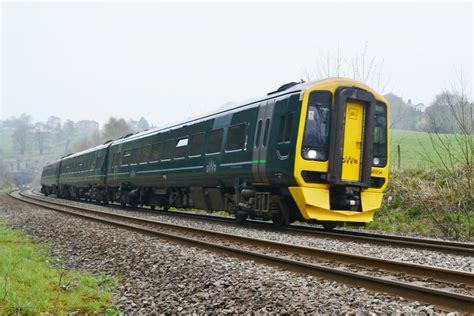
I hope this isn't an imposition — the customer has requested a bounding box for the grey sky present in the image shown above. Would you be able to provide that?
[1,1,472,126]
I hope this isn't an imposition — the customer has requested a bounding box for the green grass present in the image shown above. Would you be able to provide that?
[389,129,460,169]
[0,221,117,314]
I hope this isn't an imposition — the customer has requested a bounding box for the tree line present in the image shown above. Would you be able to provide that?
[387,91,473,133]
[0,115,152,157]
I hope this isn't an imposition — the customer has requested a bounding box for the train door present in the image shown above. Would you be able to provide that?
[341,101,364,182]
[252,100,275,183]
[328,87,376,187]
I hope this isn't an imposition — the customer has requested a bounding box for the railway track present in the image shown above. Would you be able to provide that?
[9,190,474,312]
[30,189,474,256]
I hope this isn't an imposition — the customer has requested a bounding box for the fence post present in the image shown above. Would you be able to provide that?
[397,144,401,170]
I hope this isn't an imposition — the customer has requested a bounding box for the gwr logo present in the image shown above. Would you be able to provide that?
[348,108,358,120]
[206,160,217,174]
[342,156,358,164]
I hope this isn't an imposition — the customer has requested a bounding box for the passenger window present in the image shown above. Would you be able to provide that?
[262,118,270,147]
[206,129,224,154]
[140,145,151,162]
[174,138,188,158]
[131,148,140,163]
[122,149,132,164]
[110,153,116,168]
[189,132,205,156]
[114,152,121,166]
[226,123,247,151]
[255,120,263,147]
[162,139,175,160]
[278,113,294,143]
[150,143,162,161]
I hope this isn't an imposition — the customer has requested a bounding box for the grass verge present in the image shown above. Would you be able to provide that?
[367,169,474,240]
[0,221,117,314]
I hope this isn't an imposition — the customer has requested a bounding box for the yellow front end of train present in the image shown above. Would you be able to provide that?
[290,78,389,224]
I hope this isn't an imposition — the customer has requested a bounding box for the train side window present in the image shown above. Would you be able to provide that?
[122,149,132,164]
[150,143,161,161]
[110,153,116,168]
[140,145,151,162]
[131,148,140,163]
[278,113,294,143]
[255,120,263,147]
[174,138,189,158]
[206,129,224,154]
[162,139,175,160]
[113,152,120,167]
[226,123,247,151]
[189,132,205,156]
[262,118,270,147]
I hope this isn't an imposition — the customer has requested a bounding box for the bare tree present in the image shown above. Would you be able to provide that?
[418,74,473,238]
[137,117,150,131]
[102,117,133,142]
[45,116,62,132]
[73,129,102,152]
[33,122,48,155]
[5,114,32,155]
[305,43,390,93]
[62,120,76,153]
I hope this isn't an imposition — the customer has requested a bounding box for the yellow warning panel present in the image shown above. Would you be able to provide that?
[341,101,364,181]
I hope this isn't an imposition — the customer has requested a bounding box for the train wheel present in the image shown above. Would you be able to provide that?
[271,197,290,227]
[322,223,337,230]
[235,213,248,224]
[271,207,290,227]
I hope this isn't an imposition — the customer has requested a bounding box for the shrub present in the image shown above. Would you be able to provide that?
[372,168,474,240]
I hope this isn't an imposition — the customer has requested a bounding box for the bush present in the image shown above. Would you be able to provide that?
[370,169,474,240]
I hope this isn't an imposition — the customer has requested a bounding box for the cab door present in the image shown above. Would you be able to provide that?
[341,101,364,182]
[328,87,376,187]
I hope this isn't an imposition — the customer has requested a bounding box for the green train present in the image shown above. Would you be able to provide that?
[41,78,389,228]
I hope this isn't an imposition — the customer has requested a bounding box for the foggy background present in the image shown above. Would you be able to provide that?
[2,2,472,126]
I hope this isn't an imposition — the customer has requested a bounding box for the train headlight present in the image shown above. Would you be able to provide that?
[373,157,380,166]
[307,150,317,159]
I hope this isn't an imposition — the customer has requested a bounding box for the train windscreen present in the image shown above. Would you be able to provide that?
[373,101,388,167]
[302,91,332,161]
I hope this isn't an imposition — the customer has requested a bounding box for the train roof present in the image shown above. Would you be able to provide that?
[110,80,314,146]
[62,143,110,160]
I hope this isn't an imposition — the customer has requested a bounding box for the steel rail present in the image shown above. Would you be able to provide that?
[10,190,474,312]
[31,189,474,256]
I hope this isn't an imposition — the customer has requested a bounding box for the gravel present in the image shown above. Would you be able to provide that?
[0,193,462,313]
[33,193,473,273]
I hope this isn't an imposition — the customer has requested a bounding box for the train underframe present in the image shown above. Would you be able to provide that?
[41,182,326,227]
[41,179,370,229]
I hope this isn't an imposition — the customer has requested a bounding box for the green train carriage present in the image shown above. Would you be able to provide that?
[41,78,389,227]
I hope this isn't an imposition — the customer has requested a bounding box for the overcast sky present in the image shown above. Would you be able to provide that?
[1,1,472,126]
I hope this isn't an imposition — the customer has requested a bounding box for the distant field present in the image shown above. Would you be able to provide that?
[389,129,460,170]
